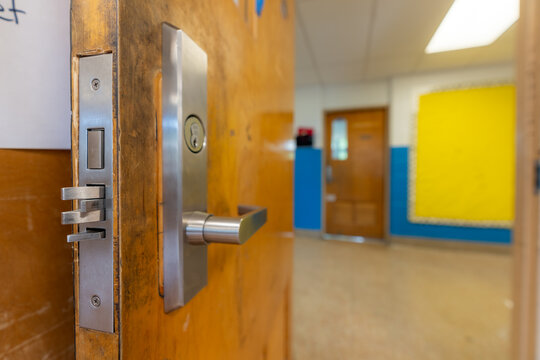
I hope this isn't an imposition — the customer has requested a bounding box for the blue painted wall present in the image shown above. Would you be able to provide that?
[294,148,322,230]
[390,147,512,244]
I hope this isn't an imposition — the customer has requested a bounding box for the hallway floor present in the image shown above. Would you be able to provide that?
[292,235,512,360]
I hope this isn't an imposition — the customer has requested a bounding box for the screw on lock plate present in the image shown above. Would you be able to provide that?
[91,78,101,91]
[91,295,101,308]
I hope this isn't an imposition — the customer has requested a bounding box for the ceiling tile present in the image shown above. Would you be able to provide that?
[318,61,365,85]
[468,25,516,65]
[416,50,476,72]
[297,0,374,65]
[416,26,516,73]
[364,55,418,80]
[295,17,320,86]
[295,20,314,70]
[296,67,321,86]
[295,0,516,86]
[368,0,454,59]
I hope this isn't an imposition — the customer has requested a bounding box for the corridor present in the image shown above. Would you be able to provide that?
[292,236,512,360]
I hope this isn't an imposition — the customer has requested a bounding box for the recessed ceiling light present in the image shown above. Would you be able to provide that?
[426,0,519,54]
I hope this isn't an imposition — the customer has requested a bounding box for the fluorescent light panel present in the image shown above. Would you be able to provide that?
[426,0,519,54]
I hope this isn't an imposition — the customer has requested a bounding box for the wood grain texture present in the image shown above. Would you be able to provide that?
[71,0,294,358]
[116,0,294,357]
[325,108,387,238]
[0,150,74,360]
[512,0,540,358]
[71,0,120,358]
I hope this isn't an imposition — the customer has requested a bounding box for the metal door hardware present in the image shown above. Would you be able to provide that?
[183,206,267,245]
[67,229,105,243]
[80,199,105,212]
[62,208,104,224]
[61,186,105,225]
[87,129,105,169]
[184,115,205,153]
[162,24,267,313]
[326,165,333,182]
[60,54,114,333]
[62,186,104,199]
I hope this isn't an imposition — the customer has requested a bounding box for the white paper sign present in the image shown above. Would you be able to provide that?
[0,0,70,149]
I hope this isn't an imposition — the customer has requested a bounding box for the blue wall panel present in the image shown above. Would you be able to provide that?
[294,148,322,230]
[390,147,512,244]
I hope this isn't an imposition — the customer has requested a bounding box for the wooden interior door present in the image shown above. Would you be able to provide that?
[324,108,386,238]
[71,0,293,359]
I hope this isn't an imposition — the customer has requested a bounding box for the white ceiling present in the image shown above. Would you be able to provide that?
[296,0,516,86]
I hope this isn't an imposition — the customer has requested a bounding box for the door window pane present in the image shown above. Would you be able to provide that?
[331,118,348,160]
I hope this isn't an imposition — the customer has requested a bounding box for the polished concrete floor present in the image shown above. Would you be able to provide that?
[292,235,512,360]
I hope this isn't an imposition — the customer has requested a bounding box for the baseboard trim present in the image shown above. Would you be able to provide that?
[294,229,323,238]
[295,231,511,254]
[389,235,512,254]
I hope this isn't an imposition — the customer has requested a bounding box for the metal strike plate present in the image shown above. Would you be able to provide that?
[77,54,114,332]
[162,24,208,312]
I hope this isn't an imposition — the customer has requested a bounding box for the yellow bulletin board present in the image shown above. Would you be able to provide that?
[409,85,516,228]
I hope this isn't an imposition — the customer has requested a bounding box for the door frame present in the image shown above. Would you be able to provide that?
[321,106,390,241]
[513,0,540,358]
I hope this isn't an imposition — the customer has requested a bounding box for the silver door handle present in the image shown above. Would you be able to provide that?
[326,165,333,182]
[183,205,267,245]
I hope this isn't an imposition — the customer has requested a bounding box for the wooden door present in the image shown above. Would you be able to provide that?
[71,0,293,359]
[324,108,386,238]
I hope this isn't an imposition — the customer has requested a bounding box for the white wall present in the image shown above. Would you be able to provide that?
[294,63,515,148]
[295,80,389,147]
[295,86,325,147]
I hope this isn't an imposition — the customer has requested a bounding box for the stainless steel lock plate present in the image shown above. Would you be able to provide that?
[162,24,208,312]
[73,54,114,333]
[162,24,267,314]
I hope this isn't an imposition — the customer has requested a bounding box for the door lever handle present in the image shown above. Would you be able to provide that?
[183,205,267,245]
